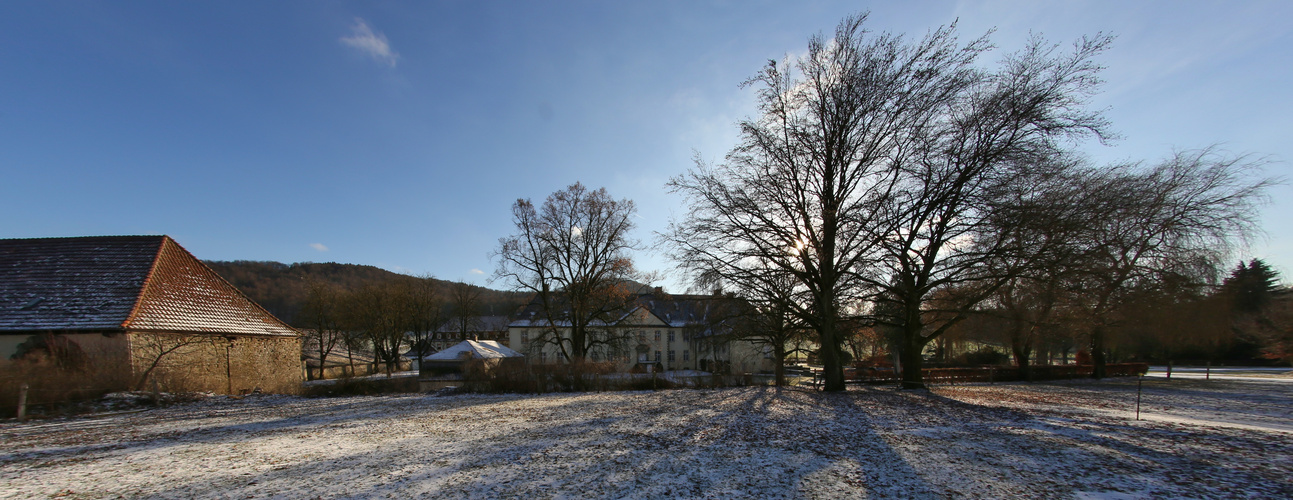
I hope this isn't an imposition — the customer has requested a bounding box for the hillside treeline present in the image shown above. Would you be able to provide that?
[204,261,527,327]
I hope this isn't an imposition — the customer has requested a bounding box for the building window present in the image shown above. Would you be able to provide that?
[654,330,661,341]
[539,351,546,363]
[520,331,528,342]
[668,350,676,362]
[683,350,690,361]
[682,331,689,341]
[638,352,648,363]
[668,331,675,342]
[655,350,661,362]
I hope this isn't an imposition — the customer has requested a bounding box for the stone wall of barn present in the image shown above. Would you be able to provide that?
[128,332,303,395]
[0,332,131,369]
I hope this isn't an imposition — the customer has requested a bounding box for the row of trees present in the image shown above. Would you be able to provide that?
[661,14,1277,391]
[299,277,491,379]
[488,15,1282,393]
[912,258,1288,376]
[205,260,525,327]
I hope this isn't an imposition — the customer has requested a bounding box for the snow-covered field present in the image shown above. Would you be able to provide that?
[2,378,1290,499]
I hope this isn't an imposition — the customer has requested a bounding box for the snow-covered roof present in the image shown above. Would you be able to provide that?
[422,340,523,361]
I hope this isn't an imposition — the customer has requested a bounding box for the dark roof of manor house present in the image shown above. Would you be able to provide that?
[434,315,512,334]
[509,291,752,332]
[0,235,297,337]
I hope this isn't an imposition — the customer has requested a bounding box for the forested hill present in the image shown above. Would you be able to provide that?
[204,260,528,327]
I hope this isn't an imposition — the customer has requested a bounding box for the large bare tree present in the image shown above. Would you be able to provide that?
[666,14,1112,390]
[493,182,642,362]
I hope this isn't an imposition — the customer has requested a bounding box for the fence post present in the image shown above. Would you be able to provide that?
[1205,360,1211,381]
[17,383,29,422]
[1135,375,1143,421]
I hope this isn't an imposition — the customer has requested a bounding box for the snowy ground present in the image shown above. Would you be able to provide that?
[2,378,1290,499]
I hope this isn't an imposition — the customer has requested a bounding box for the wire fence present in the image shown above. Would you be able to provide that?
[835,363,1150,386]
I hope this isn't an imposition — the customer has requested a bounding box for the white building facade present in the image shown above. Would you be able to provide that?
[507,292,773,374]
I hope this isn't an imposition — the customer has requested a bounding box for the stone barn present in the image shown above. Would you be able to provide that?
[0,235,302,394]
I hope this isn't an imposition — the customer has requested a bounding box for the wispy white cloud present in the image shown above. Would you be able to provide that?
[340,18,399,67]
[469,268,485,275]
[310,243,329,252]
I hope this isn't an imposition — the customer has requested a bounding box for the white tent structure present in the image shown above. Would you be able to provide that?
[417,340,525,380]
[422,340,523,362]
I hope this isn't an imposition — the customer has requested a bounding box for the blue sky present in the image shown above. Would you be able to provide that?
[2,1,1290,291]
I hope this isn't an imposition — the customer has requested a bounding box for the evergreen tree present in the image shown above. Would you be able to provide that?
[1224,259,1280,313]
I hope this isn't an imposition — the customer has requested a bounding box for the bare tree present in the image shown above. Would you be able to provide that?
[703,269,810,386]
[741,284,812,387]
[973,172,1099,379]
[1067,150,1272,377]
[346,282,409,375]
[404,276,446,375]
[493,182,643,362]
[668,15,972,391]
[301,278,345,380]
[449,280,483,341]
[666,14,1112,390]
[995,277,1064,379]
[866,30,1118,389]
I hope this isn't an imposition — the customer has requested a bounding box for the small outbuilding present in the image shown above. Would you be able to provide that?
[419,340,523,372]
[417,340,523,391]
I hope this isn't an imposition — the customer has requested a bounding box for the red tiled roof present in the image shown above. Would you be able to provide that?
[1,235,297,337]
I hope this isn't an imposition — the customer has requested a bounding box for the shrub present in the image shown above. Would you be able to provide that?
[0,359,131,418]
[956,347,1010,366]
[463,361,683,393]
[303,375,421,397]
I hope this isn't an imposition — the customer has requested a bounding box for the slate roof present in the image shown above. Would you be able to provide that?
[434,315,512,334]
[0,236,297,337]
[509,292,751,334]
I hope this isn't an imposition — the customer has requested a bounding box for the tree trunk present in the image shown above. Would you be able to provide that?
[317,351,328,381]
[1090,326,1107,379]
[774,343,787,387]
[1011,326,1034,381]
[898,292,928,390]
[570,323,587,361]
[819,315,845,392]
[900,335,926,390]
[1012,344,1031,381]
